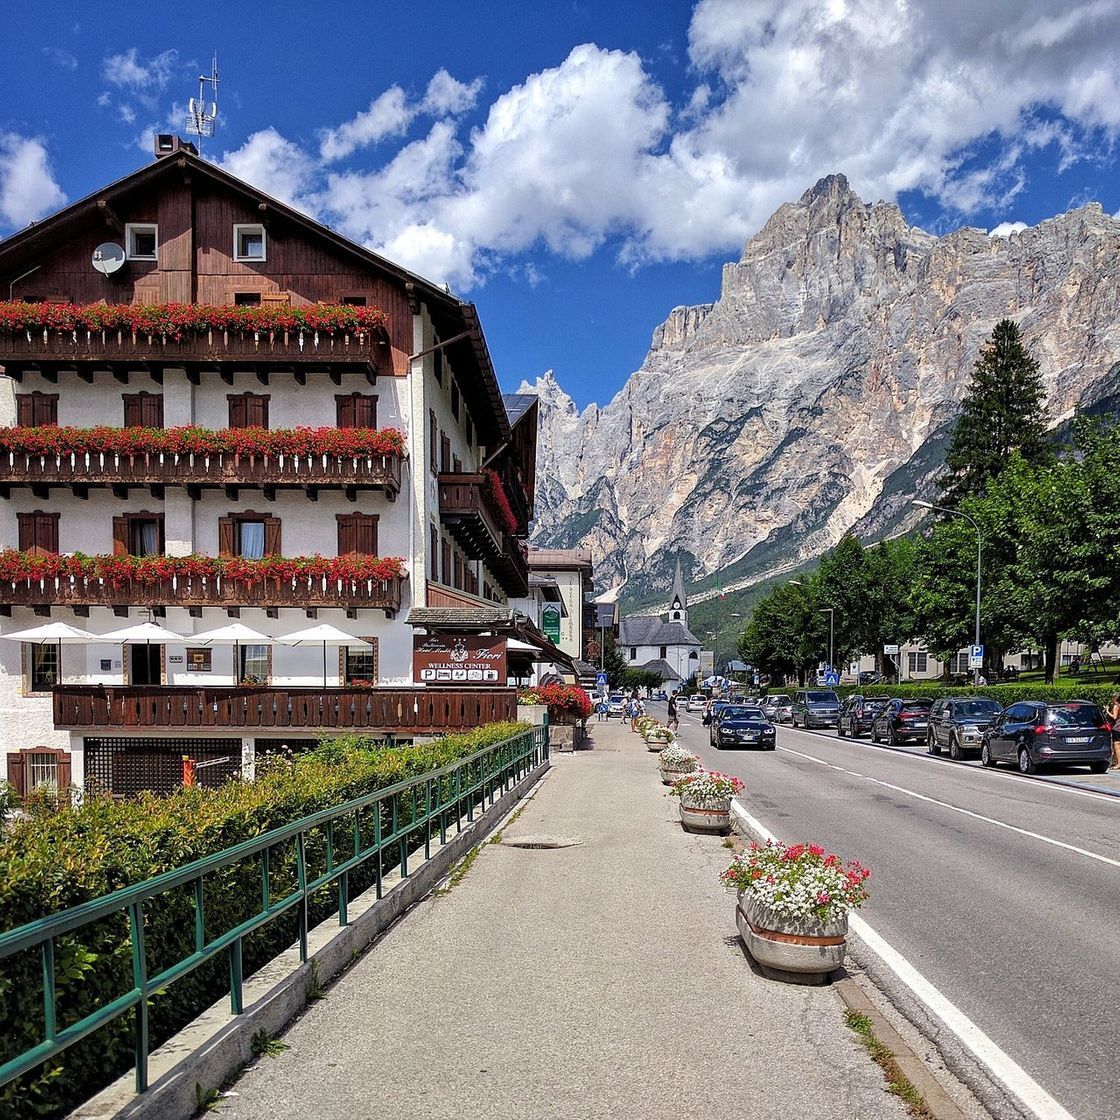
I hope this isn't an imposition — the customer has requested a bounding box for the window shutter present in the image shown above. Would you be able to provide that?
[36,512,59,555]
[246,395,269,428]
[6,753,26,799]
[141,393,164,428]
[218,516,235,558]
[441,540,451,584]
[15,395,33,427]
[17,513,34,552]
[263,516,282,556]
[454,553,462,588]
[122,394,142,426]
[336,514,356,557]
[429,411,438,472]
[227,395,247,428]
[440,433,451,472]
[33,394,58,425]
[336,395,355,428]
[56,752,72,791]
[112,516,129,557]
[430,525,438,572]
[354,395,377,427]
[354,514,377,556]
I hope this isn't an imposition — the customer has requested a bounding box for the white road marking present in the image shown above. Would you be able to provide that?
[773,742,1120,870]
[730,800,1077,1120]
[789,725,1120,805]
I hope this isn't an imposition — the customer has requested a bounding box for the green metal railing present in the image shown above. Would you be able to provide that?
[0,724,549,1095]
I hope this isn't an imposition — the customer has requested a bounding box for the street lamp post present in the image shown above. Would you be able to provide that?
[820,607,834,675]
[913,499,982,686]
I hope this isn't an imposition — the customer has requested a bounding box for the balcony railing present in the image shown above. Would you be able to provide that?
[0,569,403,612]
[52,685,516,732]
[438,473,505,554]
[0,326,379,373]
[0,448,401,496]
[492,536,529,597]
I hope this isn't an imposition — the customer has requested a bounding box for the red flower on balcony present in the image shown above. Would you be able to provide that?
[0,425,406,460]
[483,468,519,535]
[517,683,593,723]
[0,300,389,339]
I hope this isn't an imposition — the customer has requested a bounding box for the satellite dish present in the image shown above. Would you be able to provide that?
[92,242,125,275]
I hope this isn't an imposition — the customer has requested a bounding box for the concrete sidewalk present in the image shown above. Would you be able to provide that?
[222,721,907,1120]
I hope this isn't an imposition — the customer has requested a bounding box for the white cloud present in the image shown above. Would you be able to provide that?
[41,47,77,71]
[102,48,178,91]
[989,221,1029,237]
[219,128,318,210]
[320,87,413,162]
[422,70,484,116]
[118,104,136,125]
[0,133,67,228]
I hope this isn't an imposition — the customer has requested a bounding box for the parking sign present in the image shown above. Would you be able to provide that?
[968,644,984,669]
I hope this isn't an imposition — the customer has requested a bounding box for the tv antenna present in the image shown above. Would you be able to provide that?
[187,55,219,151]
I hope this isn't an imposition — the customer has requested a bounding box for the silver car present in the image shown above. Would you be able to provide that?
[763,694,793,723]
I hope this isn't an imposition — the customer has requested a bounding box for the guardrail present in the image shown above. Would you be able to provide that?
[0,724,548,1098]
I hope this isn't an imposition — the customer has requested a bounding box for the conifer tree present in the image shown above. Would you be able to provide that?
[939,319,1051,503]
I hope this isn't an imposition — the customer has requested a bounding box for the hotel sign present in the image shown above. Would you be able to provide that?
[413,635,508,685]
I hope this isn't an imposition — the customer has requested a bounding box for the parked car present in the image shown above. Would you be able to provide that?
[981,700,1112,774]
[763,694,793,723]
[791,689,840,729]
[927,696,1003,760]
[653,690,669,702]
[607,693,626,718]
[871,698,933,745]
[711,705,776,750]
[858,670,882,685]
[837,695,886,738]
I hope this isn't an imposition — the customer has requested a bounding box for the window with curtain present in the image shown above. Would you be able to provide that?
[344,645,376,684]
[130,519,161,557]
[27,752,60,789]
[29,643,59,691]
[239,521,265,559]
[239,644,269,683]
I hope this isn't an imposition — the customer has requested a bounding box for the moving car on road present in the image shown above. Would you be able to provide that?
[871,698,933,744]
[927,696,1002,760]
[711,705,776,750]
[791,689,840,729]
[607,694,626,718]
[837,695,886,738]
[981,700,1112,774]
[686,694,707,713]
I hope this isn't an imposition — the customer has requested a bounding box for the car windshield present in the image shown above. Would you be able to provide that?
[806,692,837,703]
[723,707,765,721]
[1049,704,1104,728]
[901,700,933,711]
[771,695,790,704]
[955,700,1001,719]
[608,695,624,704]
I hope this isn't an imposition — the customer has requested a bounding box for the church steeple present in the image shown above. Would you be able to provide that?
[669,558,687,623]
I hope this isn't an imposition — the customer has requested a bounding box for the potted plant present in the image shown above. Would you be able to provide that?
[646,724,676,751]
[658,744,700,785]
[721,842,871,981]
[670,771,744,832]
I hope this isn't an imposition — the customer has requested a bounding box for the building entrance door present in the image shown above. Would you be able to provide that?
[130,645,162,685]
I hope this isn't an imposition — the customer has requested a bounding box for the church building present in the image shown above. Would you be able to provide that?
[618,561,700,686]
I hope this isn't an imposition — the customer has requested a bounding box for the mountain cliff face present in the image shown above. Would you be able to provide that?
[527,174,1120,608]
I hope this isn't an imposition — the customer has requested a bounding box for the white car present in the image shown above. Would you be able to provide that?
[686,694,707,713]
[607,693,627,718]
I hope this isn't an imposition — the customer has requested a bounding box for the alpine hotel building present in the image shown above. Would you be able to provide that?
[0,137,551,798]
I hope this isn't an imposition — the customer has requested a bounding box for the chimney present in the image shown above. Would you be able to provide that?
[154,134,199,159]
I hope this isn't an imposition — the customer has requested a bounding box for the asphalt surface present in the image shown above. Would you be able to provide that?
[672,707,1120,1120]
[221,720,908,1120]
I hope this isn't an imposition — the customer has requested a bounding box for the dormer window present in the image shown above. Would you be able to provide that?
[126,223,158,261]
[234,224,266,262]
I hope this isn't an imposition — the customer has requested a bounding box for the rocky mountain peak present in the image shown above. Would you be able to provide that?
[530,179,1120,610]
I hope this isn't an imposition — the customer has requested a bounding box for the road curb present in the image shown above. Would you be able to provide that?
[833,976,972,1120]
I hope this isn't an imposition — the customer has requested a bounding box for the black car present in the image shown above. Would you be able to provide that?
[712,705,776,750]
[927,696,1002,760]
[981,700,1112,774]
[837,695,886,738]
[870,698,933,745]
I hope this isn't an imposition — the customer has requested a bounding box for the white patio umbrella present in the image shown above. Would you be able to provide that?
[99,621,186,644]
[276,623,370,688]
[190,623,275,683]
[0,621,97,685]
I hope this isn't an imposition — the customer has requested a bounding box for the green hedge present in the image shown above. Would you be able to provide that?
[0,722,528,1119]
[834,682,1117,708]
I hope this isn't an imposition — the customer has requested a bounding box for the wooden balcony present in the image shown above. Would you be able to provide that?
[0,327,381,381]
[0,570,403,613]
[0,448,401,498]
[438,473,505,556]
[52,684,516,732]
[492,535,529,598]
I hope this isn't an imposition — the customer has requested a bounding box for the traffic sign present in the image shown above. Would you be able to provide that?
[968,644,984,669]
[824,669,840,686]
[596,672,609,689]
[883,643,899,655]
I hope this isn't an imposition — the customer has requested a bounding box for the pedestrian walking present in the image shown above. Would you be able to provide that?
[667,692,680,732]
[1107,692,1120,770]
[629,689,641,732]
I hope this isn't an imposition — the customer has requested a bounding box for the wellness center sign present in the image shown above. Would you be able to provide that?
[413,635,508,685]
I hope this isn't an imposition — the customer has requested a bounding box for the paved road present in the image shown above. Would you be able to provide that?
[667,708,1120,1120]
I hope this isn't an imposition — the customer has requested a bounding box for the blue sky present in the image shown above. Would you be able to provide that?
[3,1,1120,409]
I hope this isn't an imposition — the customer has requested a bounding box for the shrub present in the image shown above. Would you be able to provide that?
[0,721,528,1119]
[517,683,592,724]
[836,681,1117,709]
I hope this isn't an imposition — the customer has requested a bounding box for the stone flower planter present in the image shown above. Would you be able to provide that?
[735,895,848,982]
[678,793,732,833]
[646,734,674,752]
[660,762,697,786]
